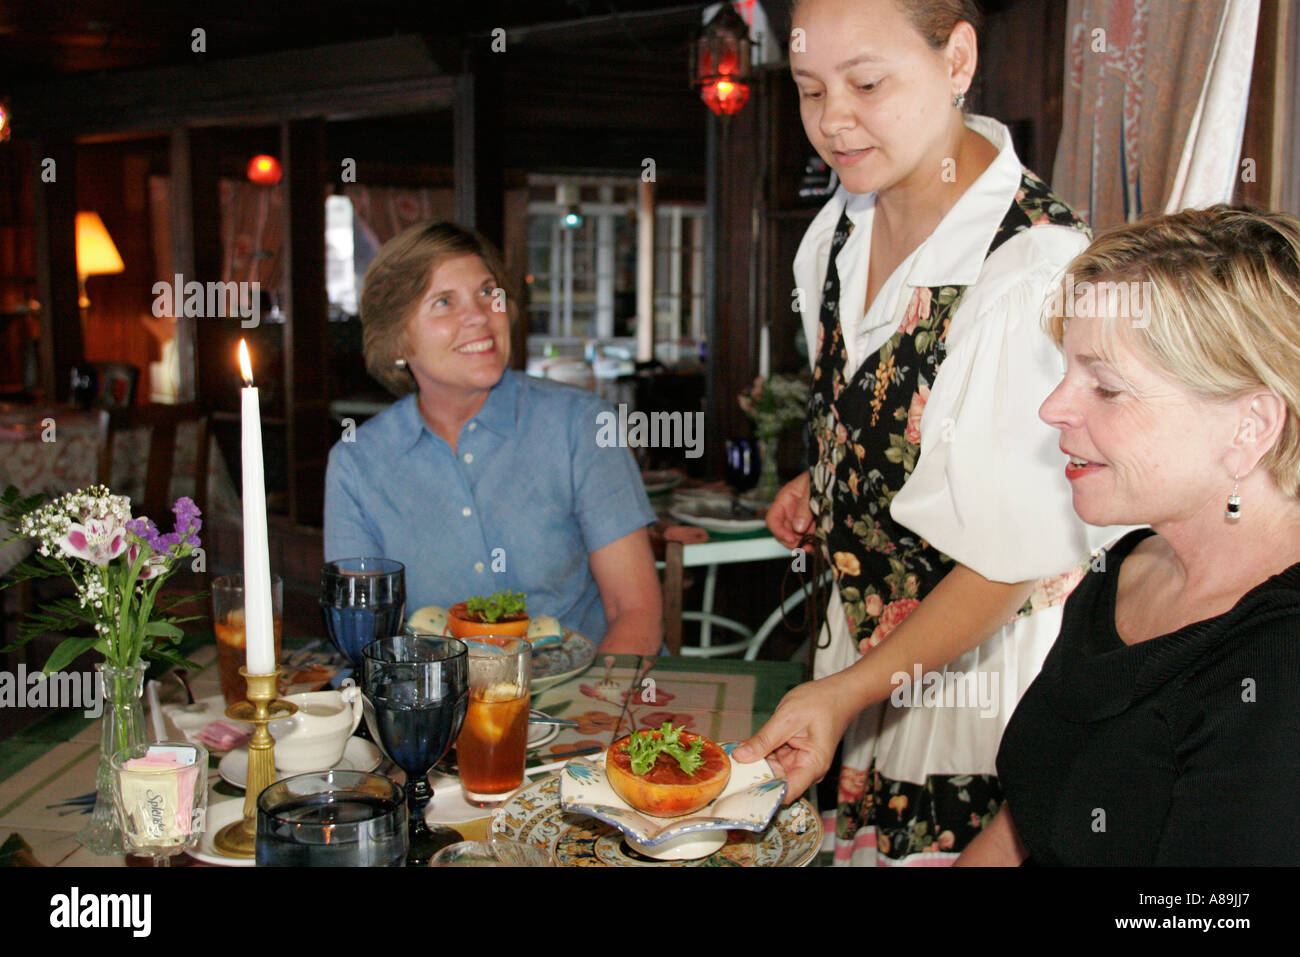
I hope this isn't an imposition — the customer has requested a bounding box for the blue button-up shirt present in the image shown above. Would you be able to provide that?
[324,370,656,642]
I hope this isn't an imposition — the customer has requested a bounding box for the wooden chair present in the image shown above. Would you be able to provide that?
[97,402,212,625]
[92,362,140,411]
[97,402,209,520]
[657,524,709,656]
[4,407,109,671]
[662,537,685,656]
[657,523,825,660]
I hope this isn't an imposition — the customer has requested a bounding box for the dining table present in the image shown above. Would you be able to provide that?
[0,636,827,867]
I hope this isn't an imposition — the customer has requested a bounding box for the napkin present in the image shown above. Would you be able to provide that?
[162,695,251,750]
[195,721,251,751]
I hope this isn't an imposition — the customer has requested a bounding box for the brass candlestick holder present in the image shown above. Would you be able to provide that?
[213,667,297,859]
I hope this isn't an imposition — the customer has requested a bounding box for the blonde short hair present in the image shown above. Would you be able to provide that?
[360,221,516,397]
[1045,205,1300,497]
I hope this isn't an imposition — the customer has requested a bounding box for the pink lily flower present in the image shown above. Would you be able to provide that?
[127,542,169,579]
[58,518,128,567]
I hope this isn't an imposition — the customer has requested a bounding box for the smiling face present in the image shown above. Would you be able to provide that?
[1038,303,1243,531]
[400,254,509,409]
[790,0,967,196]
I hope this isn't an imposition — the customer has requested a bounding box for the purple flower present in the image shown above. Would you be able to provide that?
[126,517,162,551]
[125,498,202,557]
[155,531,182,551]
[171,497,202,549]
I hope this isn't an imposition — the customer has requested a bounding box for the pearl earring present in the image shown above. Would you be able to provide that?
[953,91,967,109]
[395,358,408,370]
[1226,474,1241,521]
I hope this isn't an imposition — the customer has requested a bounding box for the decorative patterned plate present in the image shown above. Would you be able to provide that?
[405,607,592,691]
[668,498,768,534]
[492,774,822,867]
[406,606,564,650]
[531,628,596,692]
[641,470,684,496]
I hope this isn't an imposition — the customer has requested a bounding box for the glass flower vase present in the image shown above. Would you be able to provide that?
[757,434,781,502]
[77,660,148,855]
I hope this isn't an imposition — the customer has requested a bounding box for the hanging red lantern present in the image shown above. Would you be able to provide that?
[246,154,282,186]
[700,78,751,116]
[691,3,753,117]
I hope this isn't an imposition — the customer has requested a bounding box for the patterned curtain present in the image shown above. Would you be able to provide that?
[1053,0,1259,231]
[344,184,455,249]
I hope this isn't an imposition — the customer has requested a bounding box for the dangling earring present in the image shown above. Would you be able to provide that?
[953,90,967,109]
[1226,474,1241,521]
[395,358,408,370]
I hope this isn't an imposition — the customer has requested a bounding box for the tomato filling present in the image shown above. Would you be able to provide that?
[611,734,728,786]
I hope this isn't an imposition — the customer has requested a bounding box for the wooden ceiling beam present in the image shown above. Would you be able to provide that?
[8,36,454,137]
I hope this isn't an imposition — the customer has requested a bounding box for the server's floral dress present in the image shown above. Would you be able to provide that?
[794,116,1130,866]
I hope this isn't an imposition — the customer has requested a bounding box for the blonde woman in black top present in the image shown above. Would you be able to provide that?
[959,205,1300,866]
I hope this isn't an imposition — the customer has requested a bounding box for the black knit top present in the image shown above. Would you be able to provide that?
[996,529,1300,865]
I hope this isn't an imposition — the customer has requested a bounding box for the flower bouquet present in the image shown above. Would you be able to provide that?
[737,374,810,498]
[1,484,204,854]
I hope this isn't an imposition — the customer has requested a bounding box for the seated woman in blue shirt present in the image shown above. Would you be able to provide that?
[325,221,662,655]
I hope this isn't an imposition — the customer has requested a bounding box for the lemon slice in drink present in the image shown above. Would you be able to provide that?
[480,682,523,703]
[470,683,526,742]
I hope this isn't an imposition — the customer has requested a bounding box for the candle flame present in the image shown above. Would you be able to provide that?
[238,339,254,387]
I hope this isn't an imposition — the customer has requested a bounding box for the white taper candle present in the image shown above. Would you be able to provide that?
[237,339,275,675]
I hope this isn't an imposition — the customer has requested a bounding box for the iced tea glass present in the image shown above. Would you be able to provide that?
[212,574,283,705]
[458,636,531,807]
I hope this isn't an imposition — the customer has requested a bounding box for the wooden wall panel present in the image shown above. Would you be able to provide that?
[32,139,81,402]
[76,140,168,401]
[282,118,331,527]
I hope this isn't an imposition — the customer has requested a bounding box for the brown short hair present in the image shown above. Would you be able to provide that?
[897,0,983,49]
[360,221,516,396]
[1045,205,1300,498]
[788,0,983,50]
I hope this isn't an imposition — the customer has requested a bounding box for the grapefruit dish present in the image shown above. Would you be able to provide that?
[559,722,787,860]
[607,725,730,817]
[448,589,529,639]
[407,592,563,650]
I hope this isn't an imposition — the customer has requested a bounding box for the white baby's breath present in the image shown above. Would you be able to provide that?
[3,483,202,672]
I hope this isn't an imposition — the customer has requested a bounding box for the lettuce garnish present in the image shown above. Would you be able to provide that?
[622,722,705,776]
[464,589,527,622]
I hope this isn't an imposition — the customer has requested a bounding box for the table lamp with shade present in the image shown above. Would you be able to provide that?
[75,211,125,310]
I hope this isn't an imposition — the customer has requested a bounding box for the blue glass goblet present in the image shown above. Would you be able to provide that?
[320,557,406,668]
[362,635,468,866]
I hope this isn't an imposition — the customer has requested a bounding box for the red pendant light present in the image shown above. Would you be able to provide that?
[700,77,751,116]
[692,4,753,117]
[246,154,282,186]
